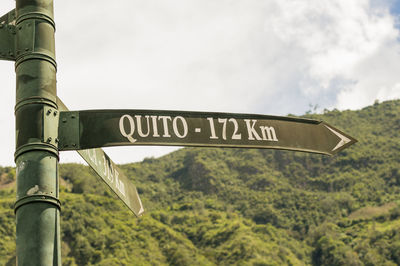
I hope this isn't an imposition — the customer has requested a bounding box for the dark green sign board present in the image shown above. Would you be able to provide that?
[58,110,357,155]
[57,99,144,217]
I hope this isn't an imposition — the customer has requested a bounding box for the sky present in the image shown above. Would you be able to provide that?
[0,0,399,167]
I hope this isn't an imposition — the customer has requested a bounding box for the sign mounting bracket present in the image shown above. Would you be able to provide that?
[58,110,80,150]
[0,9,16,61]
[43,106,59,147]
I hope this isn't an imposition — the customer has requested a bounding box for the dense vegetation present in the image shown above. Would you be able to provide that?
[1,99,399,265]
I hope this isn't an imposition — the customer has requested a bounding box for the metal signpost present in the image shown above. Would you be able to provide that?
[0,1,357,265]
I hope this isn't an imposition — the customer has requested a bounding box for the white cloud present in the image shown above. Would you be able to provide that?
[267,0,400,109]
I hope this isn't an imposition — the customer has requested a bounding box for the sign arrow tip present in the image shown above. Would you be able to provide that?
[324,125,353,152]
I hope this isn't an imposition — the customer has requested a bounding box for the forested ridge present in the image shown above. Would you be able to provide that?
[1,99,399,265]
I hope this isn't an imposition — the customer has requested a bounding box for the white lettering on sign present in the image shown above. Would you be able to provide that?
[119,114,189,143]
[119,115,137,143]
[207,118,243,140]
[260,126,278,141]
[102,154,113,182]
[244,120,279,142]
[151,116,160,137]
[81,148,127,199]
[135,115,150,137]
[229,118,242,140]
[114,171,126,197]
[207,118,277,142]
[119,115,278,143]
[84,148,99,167]
[244,119,262,140]
[158,116,172,137]
[218,118,228,140]
[207,117,218,139]
[173,116,188,138]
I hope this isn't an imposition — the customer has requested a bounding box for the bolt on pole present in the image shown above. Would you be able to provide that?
[14,0,61,265]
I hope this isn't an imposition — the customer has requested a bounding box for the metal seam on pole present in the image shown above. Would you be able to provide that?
[15,53,57,69]
[14,195,61,214]
[14,12,57,69]
[14,143,59,162]
[16,12,55,29]
[15,97,58,113]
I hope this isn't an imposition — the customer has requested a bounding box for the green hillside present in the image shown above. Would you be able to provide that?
[1,99,400,265]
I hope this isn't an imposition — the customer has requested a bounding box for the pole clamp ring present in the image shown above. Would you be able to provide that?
[15,52,57,70]
[14,194,61,214]
[16,12,55,30]
[15,97,58,113]
[14,143,59,162]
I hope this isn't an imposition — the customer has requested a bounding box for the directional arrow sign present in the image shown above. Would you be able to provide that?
[58,109,356,155]
[57,99,144,217]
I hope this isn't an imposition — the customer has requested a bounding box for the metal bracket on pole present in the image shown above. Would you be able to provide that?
[14,105,60,160]
[58,111,80,150]
[15,19,35,61]
[0,9,16,61]
[0,8,16,24]
[43,106,59,147]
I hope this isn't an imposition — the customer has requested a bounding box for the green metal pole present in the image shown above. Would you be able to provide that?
[14,0,60,265]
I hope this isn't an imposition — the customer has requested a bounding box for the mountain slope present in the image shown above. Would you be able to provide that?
[0,99,399,265]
